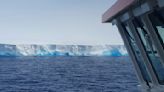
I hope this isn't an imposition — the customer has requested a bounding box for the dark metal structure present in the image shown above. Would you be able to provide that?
[102,0,164,92]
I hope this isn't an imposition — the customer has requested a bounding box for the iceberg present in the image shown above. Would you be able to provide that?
[0,44,128,56]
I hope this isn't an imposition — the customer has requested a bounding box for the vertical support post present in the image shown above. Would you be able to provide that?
[115,19,145,85]
[128,20,159,85]
[142,15,164,66]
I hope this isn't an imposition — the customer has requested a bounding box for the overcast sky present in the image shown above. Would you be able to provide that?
[0,0,123,45]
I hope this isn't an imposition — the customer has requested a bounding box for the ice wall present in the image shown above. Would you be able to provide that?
[0,44,128,56]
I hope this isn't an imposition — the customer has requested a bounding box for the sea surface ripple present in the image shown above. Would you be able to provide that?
[0,56,140,92]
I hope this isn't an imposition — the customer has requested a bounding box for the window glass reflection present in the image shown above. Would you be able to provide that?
[133,18,164,84]
[149,10,164,46]
[122,23,151,82]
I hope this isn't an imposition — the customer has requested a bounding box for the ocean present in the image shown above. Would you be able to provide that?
[0,56,140,92]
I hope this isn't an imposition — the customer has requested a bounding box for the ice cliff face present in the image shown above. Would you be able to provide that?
[16,45,54,56]
[0,44,17,56]
[0,44,128,56]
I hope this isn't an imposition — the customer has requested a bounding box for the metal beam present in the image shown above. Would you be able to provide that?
[115,19,146,85]
[142,15,164,67]
[128,20,159,85]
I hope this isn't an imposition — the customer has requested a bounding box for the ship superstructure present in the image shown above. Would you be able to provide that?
[102,0,164,92]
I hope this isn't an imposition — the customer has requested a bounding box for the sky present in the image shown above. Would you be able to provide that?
[0,0,123,45]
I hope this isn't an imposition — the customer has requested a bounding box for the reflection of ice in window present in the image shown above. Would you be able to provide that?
[122,23,151,82]
[133,18,164,84]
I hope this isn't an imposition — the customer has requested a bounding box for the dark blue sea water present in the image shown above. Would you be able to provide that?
[0,56,140,92]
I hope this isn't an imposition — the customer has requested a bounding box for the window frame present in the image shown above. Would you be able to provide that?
[148,9,164,49]
[132,17,164,84]
[122,22,152,83]
[115,19,151,87]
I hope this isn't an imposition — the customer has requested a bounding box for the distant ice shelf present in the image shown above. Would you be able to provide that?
[0,44,128,56]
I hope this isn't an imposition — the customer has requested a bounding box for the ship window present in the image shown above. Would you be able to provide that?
[122,23,151,82]
[149,10,164,47]
[133,18,164,84]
